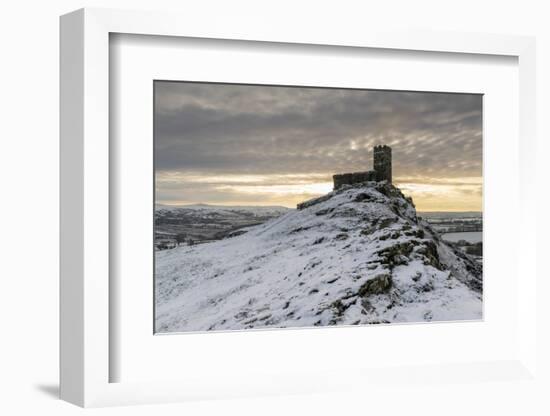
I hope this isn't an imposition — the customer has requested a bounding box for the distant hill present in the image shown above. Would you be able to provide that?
[155,204,292,244]
[155,203,292,216]
[156,182,482,332]
[419,211,482,219]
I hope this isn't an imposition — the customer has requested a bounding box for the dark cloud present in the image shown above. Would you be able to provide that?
[154,81,482,180]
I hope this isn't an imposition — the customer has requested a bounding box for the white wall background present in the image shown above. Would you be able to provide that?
[0,1,548,415]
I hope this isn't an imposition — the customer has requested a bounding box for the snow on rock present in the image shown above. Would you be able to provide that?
[155,182,482,332]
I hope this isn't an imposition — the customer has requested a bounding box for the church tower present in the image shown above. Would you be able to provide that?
[373,145,392,183]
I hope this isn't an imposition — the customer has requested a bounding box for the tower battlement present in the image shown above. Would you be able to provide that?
[332,145,392,190]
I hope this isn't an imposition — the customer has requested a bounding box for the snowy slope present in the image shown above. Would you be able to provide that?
[155,182,482,332]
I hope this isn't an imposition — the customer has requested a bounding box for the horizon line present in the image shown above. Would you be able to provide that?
[156,202,481,213]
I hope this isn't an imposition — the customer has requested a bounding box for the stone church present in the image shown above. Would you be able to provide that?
[332,145,392,190]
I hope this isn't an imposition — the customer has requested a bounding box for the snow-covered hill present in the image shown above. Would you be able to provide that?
[155,203,291,218]
[155,182,482,332]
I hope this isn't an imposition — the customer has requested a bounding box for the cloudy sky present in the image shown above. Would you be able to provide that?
[155,81,482,211]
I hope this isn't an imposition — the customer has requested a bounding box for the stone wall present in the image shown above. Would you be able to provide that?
[332,145,392,190]
[333,170,377,190]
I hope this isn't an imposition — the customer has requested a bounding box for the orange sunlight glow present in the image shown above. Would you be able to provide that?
[157,172,481,211]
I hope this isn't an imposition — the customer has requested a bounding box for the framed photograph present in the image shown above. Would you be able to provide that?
[60,8,538,407]
[153,81,484,334]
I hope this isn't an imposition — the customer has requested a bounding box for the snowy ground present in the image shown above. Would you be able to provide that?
[155,182,482,333]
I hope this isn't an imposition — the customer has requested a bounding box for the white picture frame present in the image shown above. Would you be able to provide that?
[60,8,538,408]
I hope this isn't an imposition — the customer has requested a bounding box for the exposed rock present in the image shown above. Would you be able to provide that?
[405,228,424,238]
[378,242,414,269]
[378,217,397,230]
[358,273,393,296]
[415,240,442,270]
[360,226,375,236]
[354,192,374,202]
[315,207,334,216]
[297,193,333,210]
[331,299,349,316]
